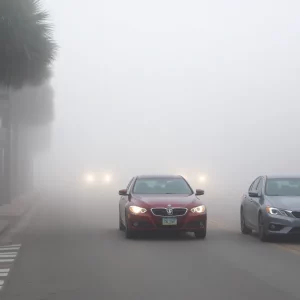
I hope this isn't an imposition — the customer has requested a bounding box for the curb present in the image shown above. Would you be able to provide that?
[0,193,38,239]
[0,221,9,236]
[0,205,33,239]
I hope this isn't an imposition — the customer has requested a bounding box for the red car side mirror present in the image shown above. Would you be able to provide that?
[119,189,128,196]
[195,189,205,196]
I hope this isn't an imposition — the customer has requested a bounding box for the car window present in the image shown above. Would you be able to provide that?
[126,178,134,189]
[133,177,193,195]
[128,178,137,192]
[253,177,262,191]
[266,178,300,196]
[249,177,260,192]
[126,177,135,191]
[256,178,263,193]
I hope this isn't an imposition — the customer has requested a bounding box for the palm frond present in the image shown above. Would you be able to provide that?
[0,0,57,88]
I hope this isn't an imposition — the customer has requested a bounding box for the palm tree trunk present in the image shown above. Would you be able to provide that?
[11,122,20,198]
[0,91,12,204]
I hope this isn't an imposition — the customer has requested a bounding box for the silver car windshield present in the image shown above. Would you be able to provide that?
[266,178,300,196]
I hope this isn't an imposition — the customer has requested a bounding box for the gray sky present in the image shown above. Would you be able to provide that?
[39,0,300,192]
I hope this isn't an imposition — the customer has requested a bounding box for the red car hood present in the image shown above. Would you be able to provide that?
[132,194,199,207]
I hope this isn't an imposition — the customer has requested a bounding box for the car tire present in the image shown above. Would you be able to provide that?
[240,209,252,234]
[125,215,134,239]
[194,229,206,239]
[258,213,269,242]
[119,213,125,231]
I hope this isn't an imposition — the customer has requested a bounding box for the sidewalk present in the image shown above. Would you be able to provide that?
[0,193,37,235]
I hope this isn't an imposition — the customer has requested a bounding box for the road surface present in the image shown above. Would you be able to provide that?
[1,190,300,300]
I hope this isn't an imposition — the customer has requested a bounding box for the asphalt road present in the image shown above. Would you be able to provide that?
[1,190,300,300]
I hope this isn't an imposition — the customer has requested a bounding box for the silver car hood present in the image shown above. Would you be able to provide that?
[265,196,300,211]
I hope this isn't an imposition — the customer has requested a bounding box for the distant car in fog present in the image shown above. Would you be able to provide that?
[81,172,112,187]
[240,175,300,241]
[118,175,207,239]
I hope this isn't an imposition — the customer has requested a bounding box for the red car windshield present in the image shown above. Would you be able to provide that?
[133,178,193,195]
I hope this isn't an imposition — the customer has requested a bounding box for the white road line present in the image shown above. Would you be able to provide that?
[0,259,14,263]
[0,244,21,248]
[0,254,16,258]
[0,248,20,251]
[0,245,21,292]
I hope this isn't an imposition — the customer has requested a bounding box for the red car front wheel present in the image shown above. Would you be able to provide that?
[125,214,135,239]
[194,229,206,239]
[119,213,125,231]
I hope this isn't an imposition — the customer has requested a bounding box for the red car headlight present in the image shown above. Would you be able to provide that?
[129,206,147,214]
[191,205,206,214]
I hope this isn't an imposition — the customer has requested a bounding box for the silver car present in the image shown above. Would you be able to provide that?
[240,175,300,241]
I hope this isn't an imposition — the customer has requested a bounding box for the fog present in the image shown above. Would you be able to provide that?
[35,0,300,198]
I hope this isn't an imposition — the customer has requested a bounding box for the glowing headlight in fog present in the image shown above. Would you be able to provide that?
[129,206,147,214]
[198,175,207,183]
[104,174,112,183]
[191,205,206,213]
[84,173,96,183]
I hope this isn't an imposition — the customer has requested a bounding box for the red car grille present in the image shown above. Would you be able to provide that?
[151,208,187,216]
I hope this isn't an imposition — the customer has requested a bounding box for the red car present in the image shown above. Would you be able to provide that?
[119,175,207,239]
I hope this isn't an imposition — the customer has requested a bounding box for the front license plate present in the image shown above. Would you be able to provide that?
[162,217,177,226]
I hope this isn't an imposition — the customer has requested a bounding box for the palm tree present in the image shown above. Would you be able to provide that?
[12,83,54,126]
[9,82,55,196]
[0,0,56,203]
[0,0,57,88]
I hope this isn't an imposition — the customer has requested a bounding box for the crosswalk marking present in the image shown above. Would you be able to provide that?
[0,254,17,258]
[0,247,20,251]
[0,245,21,248]
[0,259,14,263]
[0,244,21,292]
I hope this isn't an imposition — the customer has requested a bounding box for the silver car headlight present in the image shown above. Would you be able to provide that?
[266,206,291,217]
